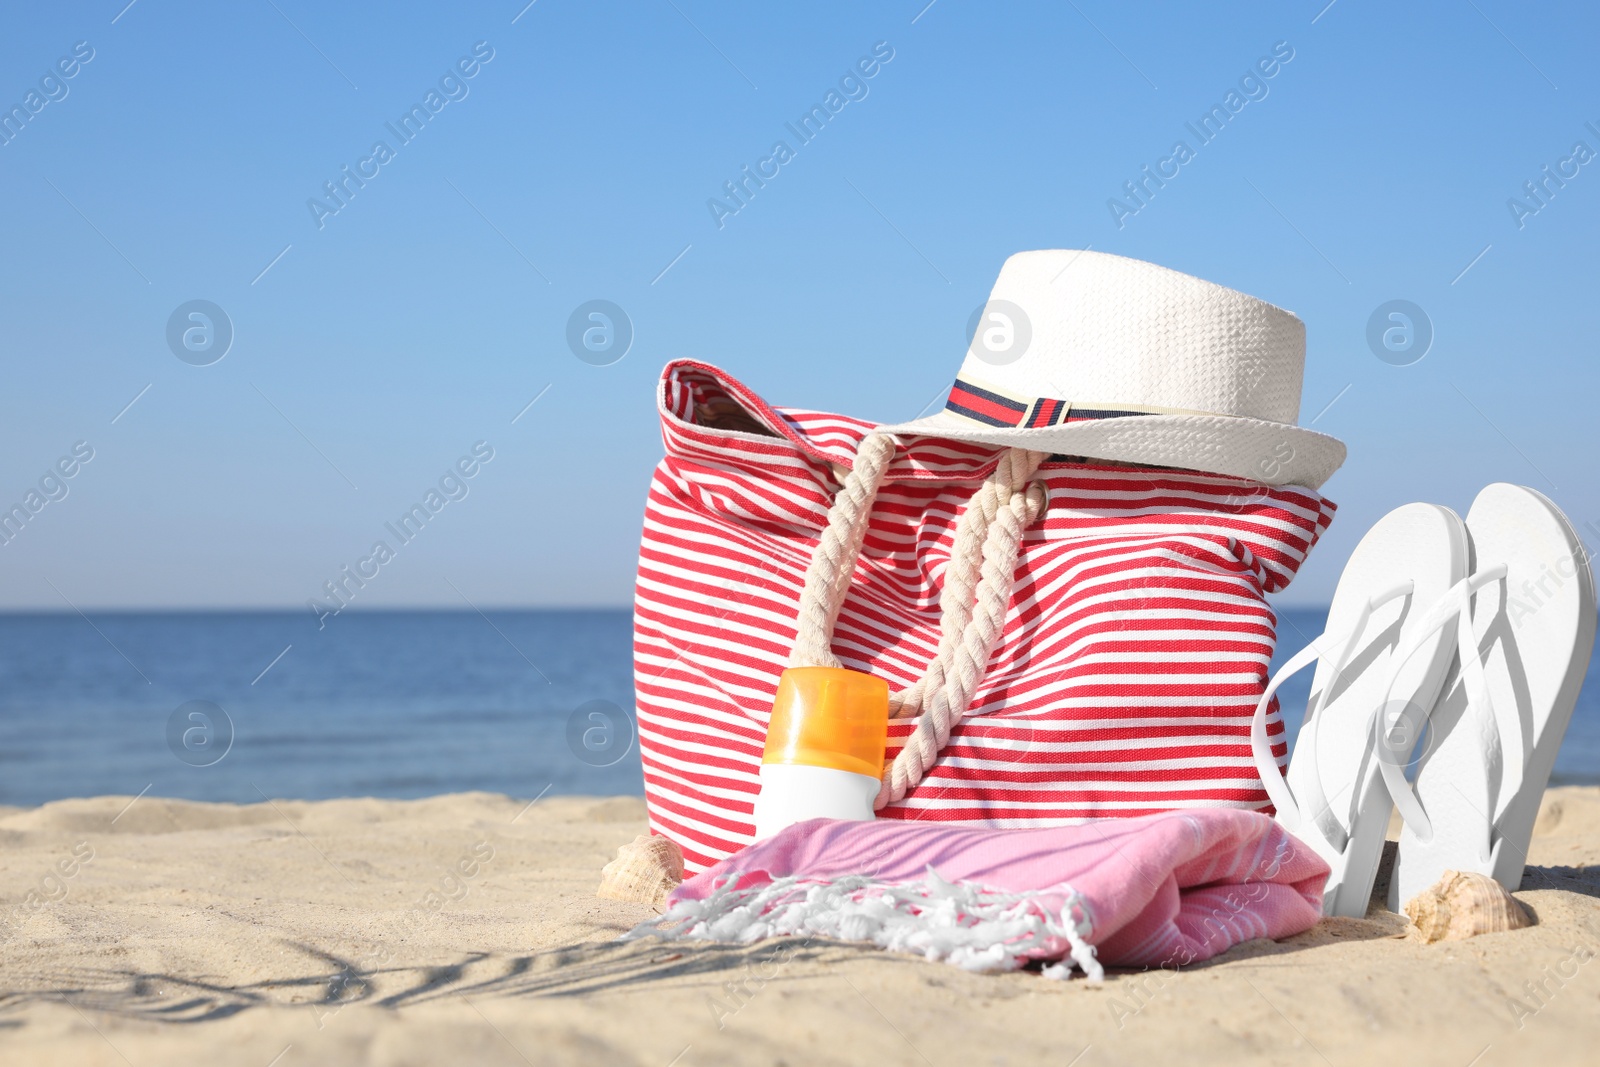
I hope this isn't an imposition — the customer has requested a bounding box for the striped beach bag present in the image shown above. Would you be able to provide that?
[634,360,1336,874]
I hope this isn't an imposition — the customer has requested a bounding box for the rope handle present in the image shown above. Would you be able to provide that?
[787,434,1048,808]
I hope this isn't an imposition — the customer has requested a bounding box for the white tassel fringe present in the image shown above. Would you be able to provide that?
[622,866,1103,982]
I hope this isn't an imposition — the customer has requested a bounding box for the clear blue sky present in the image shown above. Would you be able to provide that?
[1,0,1595,611]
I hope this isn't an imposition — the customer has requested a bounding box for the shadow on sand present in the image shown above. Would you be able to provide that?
[0,934,893,1025]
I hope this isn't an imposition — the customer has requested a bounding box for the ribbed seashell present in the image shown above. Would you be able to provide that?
[1404,870,1534,942]
[597,834,684,912]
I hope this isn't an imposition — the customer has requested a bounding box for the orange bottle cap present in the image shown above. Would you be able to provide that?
[763,667,889,779]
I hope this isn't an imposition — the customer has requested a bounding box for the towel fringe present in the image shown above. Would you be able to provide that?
[623,866,1104,983]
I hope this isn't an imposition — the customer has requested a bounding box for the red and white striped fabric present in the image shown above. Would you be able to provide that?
[634,360,1336,875]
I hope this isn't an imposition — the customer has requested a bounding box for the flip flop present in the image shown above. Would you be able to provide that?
[1251,503,1468,917]
[1383,484,1597,909]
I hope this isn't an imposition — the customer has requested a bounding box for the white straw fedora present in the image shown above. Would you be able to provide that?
[879,250,1346,490]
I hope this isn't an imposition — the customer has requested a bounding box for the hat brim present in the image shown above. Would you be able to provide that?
[877,410,1346,490]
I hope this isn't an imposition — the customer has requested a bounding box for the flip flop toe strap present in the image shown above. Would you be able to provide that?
[1251,581,1414,849]
[1377,565,1510,861]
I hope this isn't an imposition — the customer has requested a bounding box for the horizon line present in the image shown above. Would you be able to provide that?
[0,604,637,616]
[0,601,1343,616]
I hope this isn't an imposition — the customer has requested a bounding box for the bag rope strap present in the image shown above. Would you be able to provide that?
[787,433,1048,809]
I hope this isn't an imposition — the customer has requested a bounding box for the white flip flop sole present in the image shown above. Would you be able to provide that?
[1253,503,1467,917]
[1386,484,1597,909]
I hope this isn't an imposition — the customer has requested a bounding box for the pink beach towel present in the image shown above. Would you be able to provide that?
[630,809,1328,980]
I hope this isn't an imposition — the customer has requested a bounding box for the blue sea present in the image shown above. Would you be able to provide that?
[0,608,1594,806]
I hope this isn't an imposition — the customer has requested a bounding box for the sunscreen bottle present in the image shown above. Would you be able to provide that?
[751,666,889,840]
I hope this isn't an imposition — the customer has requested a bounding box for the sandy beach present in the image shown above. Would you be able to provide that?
[2,788,1597,1066]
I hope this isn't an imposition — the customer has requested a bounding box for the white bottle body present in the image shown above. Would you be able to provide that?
[751,763,879,841]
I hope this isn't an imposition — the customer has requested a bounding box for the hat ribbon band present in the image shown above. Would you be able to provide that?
[943,376,1239,430]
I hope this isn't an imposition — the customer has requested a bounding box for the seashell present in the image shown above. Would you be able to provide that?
[1404,870,1534,942]
[597,834,684,912]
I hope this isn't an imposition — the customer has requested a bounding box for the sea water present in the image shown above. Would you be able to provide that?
[0,608,1594,806]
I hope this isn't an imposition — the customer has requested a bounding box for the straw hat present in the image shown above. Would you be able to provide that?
[878,250,1346,489]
